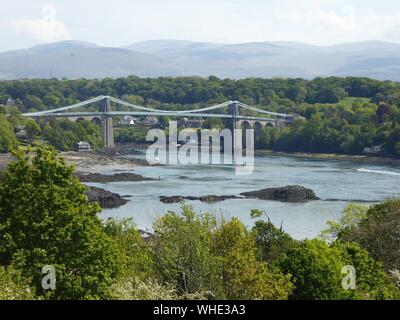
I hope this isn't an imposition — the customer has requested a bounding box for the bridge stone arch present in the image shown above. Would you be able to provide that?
[240,121,252,149]
[91,117,102,125]
[69,115,101,123]
[236,119,276,129]
[253,121,264,137]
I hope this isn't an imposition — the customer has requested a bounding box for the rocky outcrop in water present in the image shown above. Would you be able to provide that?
[199,195,240,202]
[77,172,156,183]
[160,185,319,204]
[85,186,129,208]
[159,194,240,203]
[240,185,320,202]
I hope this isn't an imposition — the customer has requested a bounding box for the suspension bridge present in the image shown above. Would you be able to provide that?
[23,95,294,148]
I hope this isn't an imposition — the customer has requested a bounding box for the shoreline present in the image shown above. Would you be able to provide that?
[115,142,400,167]
[1,145,399,173]
[59,150,145,173]
[255,149,400,166]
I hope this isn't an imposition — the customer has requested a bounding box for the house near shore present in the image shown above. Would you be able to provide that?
[75,141,91,152]
[178,117,203,128]
[142,116,159,126]
[362,145,384,155]
[6,98,15,105]
[118,115,137,126]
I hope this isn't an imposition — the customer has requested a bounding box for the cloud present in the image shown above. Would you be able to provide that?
[274,7,400,44]
[11,5,71,42]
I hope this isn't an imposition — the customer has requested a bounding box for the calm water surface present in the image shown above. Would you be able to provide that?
[95,149,400,239]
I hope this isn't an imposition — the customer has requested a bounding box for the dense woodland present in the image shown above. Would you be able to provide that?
[0,76,400,155]
[0,146,400,300]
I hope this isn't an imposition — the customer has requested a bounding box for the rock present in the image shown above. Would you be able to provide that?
[159,195,185,203]
[76,172,156,183]
[159,194,240,203]
[85,186,128,208]
[199,195,240,202]
[240,185,320,203]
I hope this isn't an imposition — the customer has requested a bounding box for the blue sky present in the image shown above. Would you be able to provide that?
[1,0,400,51]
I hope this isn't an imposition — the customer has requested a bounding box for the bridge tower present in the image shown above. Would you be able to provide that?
[101,97,115,148]
[228,101,242,152]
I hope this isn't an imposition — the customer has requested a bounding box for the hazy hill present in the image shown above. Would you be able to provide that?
[0,40,177,79]
[1,39,400,80]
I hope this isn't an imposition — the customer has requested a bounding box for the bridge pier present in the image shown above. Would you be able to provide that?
[229,101,243,152]
[101,97,114,148]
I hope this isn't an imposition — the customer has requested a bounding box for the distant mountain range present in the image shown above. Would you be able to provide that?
[1,39,400,81]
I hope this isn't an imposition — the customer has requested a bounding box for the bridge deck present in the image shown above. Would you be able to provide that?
[26,111,289,122]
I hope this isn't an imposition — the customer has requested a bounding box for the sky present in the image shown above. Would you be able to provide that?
[1,0,400,51]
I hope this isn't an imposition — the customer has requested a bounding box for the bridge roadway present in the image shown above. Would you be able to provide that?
[21,96,293,148]
[37,110,282,122]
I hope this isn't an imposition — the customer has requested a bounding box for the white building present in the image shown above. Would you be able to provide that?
[75,141,91,152]
[118,115,137,126]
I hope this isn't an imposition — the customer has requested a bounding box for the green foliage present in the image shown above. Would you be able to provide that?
[24,95,44,112]
[111,277,178,300]
[0,114,18,152]
[256,99,390,155]
[103,218,153,280]
[25,119,41,142]
[115,127,148,143]
[251,218,299,262]
[320,204,368,241]
[151,205,222,297]
[0,266,35,300]
[42,119,102,151]
[0,146,122,299]
[277,239,352,300]
[277,237,398,300]
[338,199,400,272]
[335,242,398,300]
[203,118,224,129]
[213,218,294,299]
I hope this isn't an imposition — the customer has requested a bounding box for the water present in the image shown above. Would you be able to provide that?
[96,150,400,239]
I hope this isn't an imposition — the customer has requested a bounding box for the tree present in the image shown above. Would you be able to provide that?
[152,205,223,297]
[111,277,178,300]
[335,242,398,300]
[0,266,35,300]
[0,115,18,152]
[277,239,350,300]
[103,218,153,280]
[24,95,44,111]
[250,211,299,262]
[0,146,122,299]
[25,119,41,142]
[320,204,368,241]
[42,119,102,151]
[277,237,399,300]
[213,218,293,300]
[43,94,61,107]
